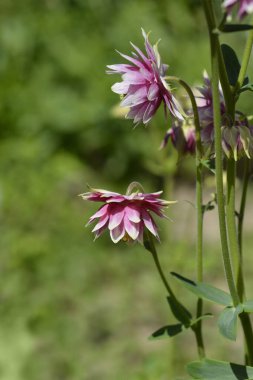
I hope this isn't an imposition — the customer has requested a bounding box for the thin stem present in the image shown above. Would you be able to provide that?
[240,312,253,366]
[226,159,239,283]
[204,0,253,364]
[150,242,175,298]
[236,28,253,93]
[238,159,250,255]
[204,0,240,307]
[165,76,205,358]
[146,232,204,357]
[237,159,250,300]
[205,1,235,116]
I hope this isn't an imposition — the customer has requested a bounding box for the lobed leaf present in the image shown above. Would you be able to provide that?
[149,323,183,340]
[221,44,241,86]
[218,305,243,341]
[171,272,232,306]
[221,24,253,33]
[187,358,253,379]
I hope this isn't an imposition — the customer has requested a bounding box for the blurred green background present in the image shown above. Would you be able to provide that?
[1,0,253,379]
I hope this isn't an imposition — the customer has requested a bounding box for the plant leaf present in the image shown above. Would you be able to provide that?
[171,272,232,306]
[221,44,241,86]
[187,358,253,379]
[218,305,243,341]
[167,296,192,327]
[149,323,183,340]
[239,83,253,94]
[221,24,253,33]
[243,300,253,312]
[190,313,213,327]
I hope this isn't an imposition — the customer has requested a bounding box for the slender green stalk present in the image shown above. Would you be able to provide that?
[237,159,250,301]
[149,240,176,298]
[236,27,253,92]
[146,232,204,357]
[165,76,205,358]
[226,159,239,281]
[203,0,240,307]
[204,0,253,364]
[240,312,253,366]
[226,159,246,302]
[238,159,250,255]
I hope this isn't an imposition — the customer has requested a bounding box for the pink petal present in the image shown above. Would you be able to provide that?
[125,204,141,223]
[147,83,160,101]
[142,210,159,238]
[92,214,109,232]
[108,206,125,230]
[86,204,109,225]
[110,222,125,243]
[111,82,130,94]
[124,216,140,240]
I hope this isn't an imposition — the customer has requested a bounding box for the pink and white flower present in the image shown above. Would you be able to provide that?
[107,29,184,125]
[161,118,196,155]
[81,185,175,243]
[195,72,253,159]
[223,0,253,19]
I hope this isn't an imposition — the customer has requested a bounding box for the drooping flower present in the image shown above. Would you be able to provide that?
[161,118,196,155]
[221,115,253,160]
[107,29,184,125]
[81,183,175,243]
[195,72,253,159]
[223,0,253,19]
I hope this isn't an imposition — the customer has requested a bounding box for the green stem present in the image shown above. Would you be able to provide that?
[149,239,176,298]
[226,159,240,285]
[146,232,204,357]
[203,0,240,307]
[204,1,235,116]
[204,0,253,364]
[236,28,253,93]
[237,159,250,300]
[240,312,253,366]
[238,159,250,256]
[165,76,205,358]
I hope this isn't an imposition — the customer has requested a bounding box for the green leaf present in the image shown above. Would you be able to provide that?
[239,83,253,94]
[221,24,253,33]
[201,159,216,174]
[171,272,232,306]
[218,305,243,341]
[167,296,192,327]
[243,300,253,312]
[187,358,253,379]
[221,44,241,86]
[190,314,213,327]
[149,323,183,340]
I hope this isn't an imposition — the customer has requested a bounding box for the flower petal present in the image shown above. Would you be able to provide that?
[125,204,141,223]
[92,214,109,232]
[123,216,140,240]
[108,206,125,230]
[142,210,159,238]
[110,222,125,243]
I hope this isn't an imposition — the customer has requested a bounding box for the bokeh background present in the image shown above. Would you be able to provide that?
[1,0,253,379]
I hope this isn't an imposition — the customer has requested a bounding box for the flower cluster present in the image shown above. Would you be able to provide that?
[223,0,253,19]
[161,118,196,155]
[107,29,183,125]
[81,185,174,244]
[195,72,253,160]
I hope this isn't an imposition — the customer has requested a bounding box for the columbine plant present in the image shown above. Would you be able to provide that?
[82,2,253,378]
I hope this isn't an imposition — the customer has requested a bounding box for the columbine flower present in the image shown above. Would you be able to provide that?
[81,183,175,243]
[222,115,253,160]
[107,29,184,125]
[196,72,253,160]
[161,118,196,155]
[223,0,253,19]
